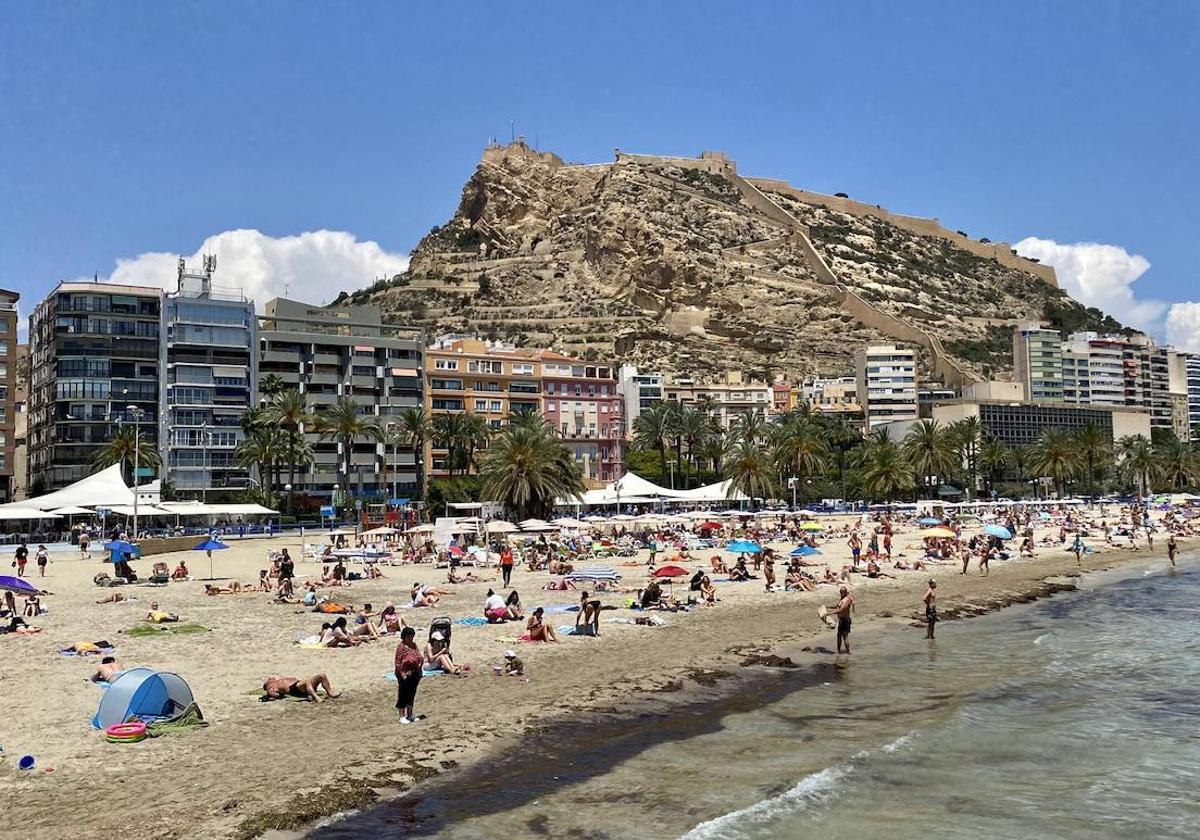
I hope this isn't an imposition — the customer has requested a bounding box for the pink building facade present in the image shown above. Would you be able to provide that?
[536,352,624,485]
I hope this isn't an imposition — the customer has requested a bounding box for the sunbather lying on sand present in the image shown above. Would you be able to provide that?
[204,580,246,595]
[96,593,131,604]
[146,601,179,623]
[92,656,124,683]
[262,674,341,702]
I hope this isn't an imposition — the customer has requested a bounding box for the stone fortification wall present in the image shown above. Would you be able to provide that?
[747,178,1057,287]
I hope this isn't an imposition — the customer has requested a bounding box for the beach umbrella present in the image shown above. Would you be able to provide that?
[697,521,723,530]
[104,540,138,564]
[652,565,689,579]
[789,546,822,557]
[0,575,40,596]
[193,538,229,580]
[485,520,519,533]
[920,527,955,539]
[917,517,942,526]
[798,522,824,532]
[567,565,621,582]
[725,539,762,554]
[447,545,466,557]
[984,524,1013,540]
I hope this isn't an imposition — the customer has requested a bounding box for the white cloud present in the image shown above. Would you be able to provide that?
[1014,237,1166,333]
[101,229,409,309]
[1166,302,1200,353]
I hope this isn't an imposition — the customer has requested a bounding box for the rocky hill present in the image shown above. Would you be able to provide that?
[347,142,1125,384]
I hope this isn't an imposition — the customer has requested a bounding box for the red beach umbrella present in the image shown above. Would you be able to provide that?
[652,565,689,579]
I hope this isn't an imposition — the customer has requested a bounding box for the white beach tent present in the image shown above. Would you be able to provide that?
[12,463,137,510]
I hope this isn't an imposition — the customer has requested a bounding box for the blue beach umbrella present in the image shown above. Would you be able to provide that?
[789,545,822,557]
[984,525,1013,540]
[917,517,942,526]
[0,575,40,596]
[194,539,229,580]
[725,539,762,554]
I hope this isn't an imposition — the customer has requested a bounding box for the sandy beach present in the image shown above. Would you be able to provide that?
[0,517,1190,840]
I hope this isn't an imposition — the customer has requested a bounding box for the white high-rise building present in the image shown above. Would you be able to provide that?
[617,363,664,436]
[855,345,918,429]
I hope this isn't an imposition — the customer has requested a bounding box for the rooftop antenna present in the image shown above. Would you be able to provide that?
[510,119,515,144]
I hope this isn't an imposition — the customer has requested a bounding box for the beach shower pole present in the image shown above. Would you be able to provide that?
[127,404,144,540]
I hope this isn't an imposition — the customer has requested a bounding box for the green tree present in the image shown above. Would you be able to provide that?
[677,405,714,487]
[234,425,285,494]
[632,402,673,484]
[431,413,470,477]
[856,428,915,500]
[949,416,983,499]
[461,414,492,474]
[313,397,381,510]
[258,374,286,399]
[1073,422,1111,499]
[395,406,431,498]
[1154,438,1199,490]
[772,412,829,503]
[1029,428,1082,498]
[902,420,958,497]
[265,389,311,514]
[978,437,1011,497]
[478,413,584,519]
[1117,435,1160,497]
[724,438,776,509]
[92,425,161,485]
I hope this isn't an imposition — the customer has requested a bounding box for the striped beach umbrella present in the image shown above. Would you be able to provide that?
[566,565,622,582]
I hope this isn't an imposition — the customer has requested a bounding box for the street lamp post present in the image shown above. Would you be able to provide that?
[386,422,398,501]
[126,404,145,540]
[201,421,210,505]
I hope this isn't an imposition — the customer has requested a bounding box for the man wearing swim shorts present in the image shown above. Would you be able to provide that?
[924,579,937,639]
[827,585,854,654]
[848,534,862,569]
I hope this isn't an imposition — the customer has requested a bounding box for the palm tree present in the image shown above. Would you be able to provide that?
[978,437,1010,498]
[902,420,958,497]
[461,414,492,474]
[824,417,863,502]
[431,413,470,477]
[855,428,915,500]
[240,405,270,435]
[724,438,776,509]
[949,416,983,499]
[699,426,732,476]
[678,405,714,486]
[1154,438,1199,490]
[773,414,829,503]
[265,389,310,514]
[234,425,285,494]
[730,410,768,446]
[1073,422,1111,499]
[632,402,673,483]
[258,374,286,400]
[1029,428,1082,498]
[479,413,585,519]
[1117,435,1160,497]
[313,397,381,510]
[395,406,431,498]
[92,425,161,485]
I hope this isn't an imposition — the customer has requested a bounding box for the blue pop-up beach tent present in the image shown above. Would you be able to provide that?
[92,668,194,729]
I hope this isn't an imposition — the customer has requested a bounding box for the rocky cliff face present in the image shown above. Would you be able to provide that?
[350,143,1120,382]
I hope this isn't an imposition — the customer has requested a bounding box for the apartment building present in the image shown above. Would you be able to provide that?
[258,298,423,503]
[800,376,862,422]
[855,345,918,429]
[1187,355,1200,439]
[27,282,163,492]
[159,257,257,499]
[1013,323,1065,402]
[617,363,664,435]
[537,351,623,485]
[664,371,771,428]
[423,336,543,477]
[1167,351,1192,442]
[1058,331,1182,434]
[0,289,17,502]
[912,399,1152,448]
[770,382,796,414]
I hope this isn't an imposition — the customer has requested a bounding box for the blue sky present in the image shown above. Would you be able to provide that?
[2,1,1197,347]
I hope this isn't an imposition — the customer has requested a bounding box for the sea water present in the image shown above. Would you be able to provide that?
[319,555,1200,839]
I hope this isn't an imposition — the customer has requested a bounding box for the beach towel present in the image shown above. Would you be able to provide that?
[145,702,207,736]
[494,635,521,643]
[454,616,489,627]
[59,644,115,657]
[384,669,445,681]
[540,604,576,615]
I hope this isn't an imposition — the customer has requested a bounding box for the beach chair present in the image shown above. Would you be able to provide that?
[149,562,171,585]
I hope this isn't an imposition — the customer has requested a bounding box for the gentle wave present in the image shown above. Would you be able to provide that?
[679,733,915,840]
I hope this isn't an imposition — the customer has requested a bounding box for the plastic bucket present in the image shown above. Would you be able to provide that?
[18,754,35,770]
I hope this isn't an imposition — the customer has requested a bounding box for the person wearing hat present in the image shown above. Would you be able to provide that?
[924,579,938,640]
[502,650,524,676]
[423,629,462,675]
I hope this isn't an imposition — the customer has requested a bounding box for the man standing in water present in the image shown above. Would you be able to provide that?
[827,585,854,654]
[923,579,938,639]
[1167,533,1177,567]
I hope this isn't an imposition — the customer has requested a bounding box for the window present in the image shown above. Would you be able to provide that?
[434,359,459,371]
[547,382,556,394]
[574,384,582,396]
[351,365,374,376]
[468,360,503,374]
[600,384,608,395]
[475,399,488,411]
[489,400,502,412]
[545,401,556,411]
[512,363,533,375]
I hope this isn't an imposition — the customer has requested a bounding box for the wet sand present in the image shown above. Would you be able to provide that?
[0,521,1186,839]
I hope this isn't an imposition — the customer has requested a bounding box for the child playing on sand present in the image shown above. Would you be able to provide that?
[501,650,524,676]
